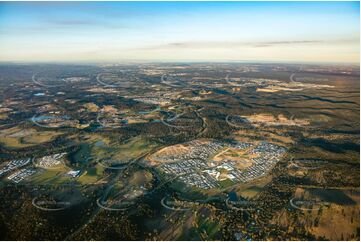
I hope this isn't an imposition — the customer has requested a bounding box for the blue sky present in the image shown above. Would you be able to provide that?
[0,1,359,63]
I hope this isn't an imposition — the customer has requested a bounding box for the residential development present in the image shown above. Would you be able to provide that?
[0,158,32,176]
[152,140,286,189]
[37,153,67,168]
[7,168,36,183]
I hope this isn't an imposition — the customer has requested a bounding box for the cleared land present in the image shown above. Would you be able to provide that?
[0,126,63,148]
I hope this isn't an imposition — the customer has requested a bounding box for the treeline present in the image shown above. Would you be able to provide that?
[0,185,98,240]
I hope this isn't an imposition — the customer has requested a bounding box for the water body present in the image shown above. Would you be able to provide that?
[138,106,161,115]
[138,111,150,115]
[228,191,238,202]
[94,140,105,147]
[34,92,45,96]
[32,115,70,122]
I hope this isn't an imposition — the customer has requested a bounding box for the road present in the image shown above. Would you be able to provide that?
[290,73,296,83]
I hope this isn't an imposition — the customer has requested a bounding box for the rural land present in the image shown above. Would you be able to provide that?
[0,63,359,240]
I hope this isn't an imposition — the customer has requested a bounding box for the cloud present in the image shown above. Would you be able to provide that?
[47,19,100,26]
[252,40,324,47]
[0,18,127,36]
[168,40,325,48]
[137,39,357,51]
[44,18,126,30]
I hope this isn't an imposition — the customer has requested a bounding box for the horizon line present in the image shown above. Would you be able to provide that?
[0,60,359,66]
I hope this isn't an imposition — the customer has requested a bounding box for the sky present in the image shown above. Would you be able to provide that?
[0,1,359,63]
